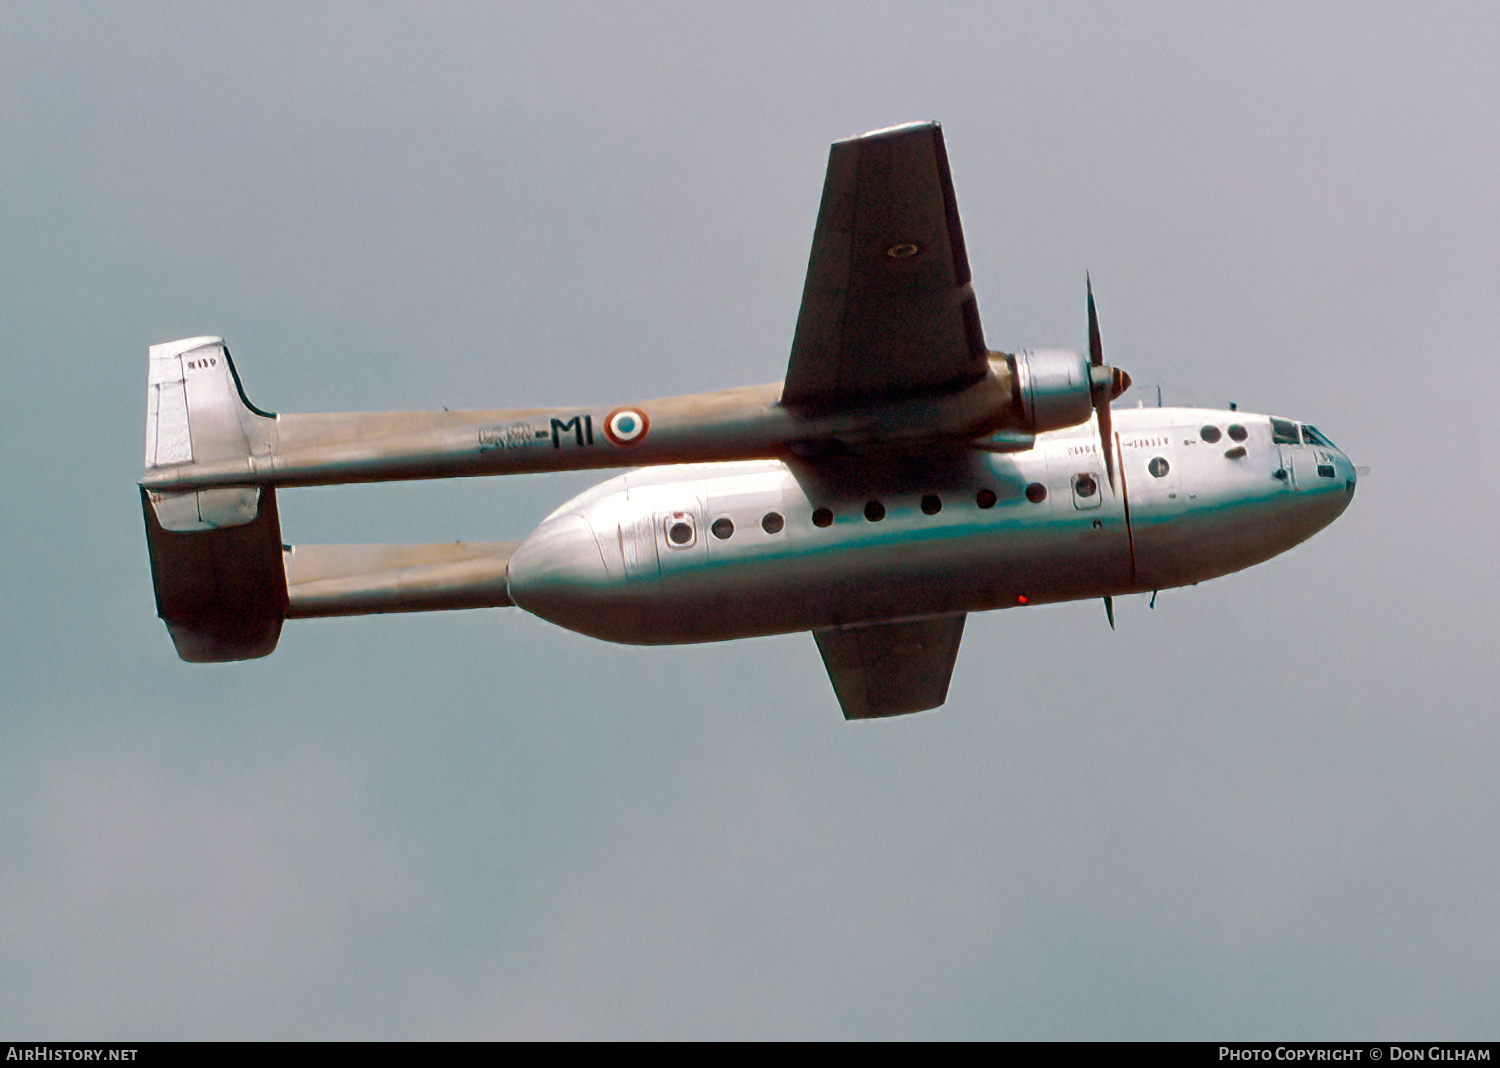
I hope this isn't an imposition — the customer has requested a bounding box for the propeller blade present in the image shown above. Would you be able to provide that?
[1104,595,1115,630]
[1099,403,1116,490]
[1087,273,1103,368]
[1087,274,1119,489]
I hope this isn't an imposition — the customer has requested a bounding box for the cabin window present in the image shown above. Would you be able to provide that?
[1074,473,1098,499]
[1271,418,1300,445]
[1317,464,1336,478]
[761,512,784,534]
[976,488,997,509]
[1302,425,1336,448]
[711,517,734,540]
[1148,457,1170,478]
[921,494,942,515]
[812,507,834,528]
[1228,424,1248,442]
[1200,425,1221,443]
[666,514,696,547]
[1025,482,1047,503]
[864,500,886,522]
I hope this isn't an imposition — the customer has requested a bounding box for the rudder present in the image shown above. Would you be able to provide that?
[141,484,288,662]
[142,336,286,661]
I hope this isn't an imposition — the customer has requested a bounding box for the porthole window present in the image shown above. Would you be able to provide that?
[666,517,695,546]
[761,511,784,534]
[1074,473,1098,499]
[921,494,942,515]
[1148,457,1170,478]
[976,488,997,509]
[1025,482,1047,504]
[1200,425,1222,443]
[812,507,834,528]
[864,499,886,522]
[711,517,734,540]
[1228,424,1248,442]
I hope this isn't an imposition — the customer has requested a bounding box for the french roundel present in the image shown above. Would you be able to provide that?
[604,407,650,447]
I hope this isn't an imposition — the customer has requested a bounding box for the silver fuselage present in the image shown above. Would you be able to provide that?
[507,407,1355,644]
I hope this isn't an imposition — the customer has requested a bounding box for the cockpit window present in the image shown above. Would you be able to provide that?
[1301,424,1336,448]
[1270,418,1300,445]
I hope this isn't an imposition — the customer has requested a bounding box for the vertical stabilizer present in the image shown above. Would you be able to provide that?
[145,336,274,531]
[142,338,287,661]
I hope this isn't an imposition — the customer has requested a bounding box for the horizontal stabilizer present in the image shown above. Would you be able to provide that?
[813,614,966,719]
[285,542,519,617]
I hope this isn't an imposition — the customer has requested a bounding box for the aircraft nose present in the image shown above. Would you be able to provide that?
[507,513,612,628]
[1306,448,1358,528]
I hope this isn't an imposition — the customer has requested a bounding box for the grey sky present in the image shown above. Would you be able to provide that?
[2,1,1497,1038]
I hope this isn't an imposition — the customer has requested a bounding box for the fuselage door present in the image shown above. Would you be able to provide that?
[1045,439,1133,593]
[652,483,710,576]
[1071,470,1103,510]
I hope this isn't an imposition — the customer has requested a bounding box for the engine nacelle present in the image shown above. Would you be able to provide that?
[1010,349,1093,434]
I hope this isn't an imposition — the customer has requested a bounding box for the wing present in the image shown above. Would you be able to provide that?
[782,122,989,410]
[813,615,966,719]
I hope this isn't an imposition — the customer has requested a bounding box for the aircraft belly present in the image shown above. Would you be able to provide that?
[576,506,1137,644]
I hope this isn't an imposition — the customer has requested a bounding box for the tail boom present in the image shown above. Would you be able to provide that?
[139,338,1024,494]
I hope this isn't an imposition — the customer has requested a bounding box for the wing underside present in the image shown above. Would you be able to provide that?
[782,121,989,410]
[813,614,967,719]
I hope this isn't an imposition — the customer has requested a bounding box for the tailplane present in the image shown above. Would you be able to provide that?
[143,336,287,660]
[144,335,276,530]
[140,338,523,662]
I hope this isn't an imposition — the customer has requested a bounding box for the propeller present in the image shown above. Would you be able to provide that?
[1086,274,1131,490]
[1087,276,1131,633]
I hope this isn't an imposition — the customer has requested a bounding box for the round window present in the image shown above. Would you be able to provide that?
[1228,424,1248,442]
[812,507,833,528]
[761,512,784,534]
[1075,473,1097,498]
[711,517,734,540]
[1025,482,1047,503]
[920,494,942,515]
[1148,457,1170,478]
[1200,425,1222,443]
[668,520,694,545]
[976,488,997,509]
[864,499,886,522]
